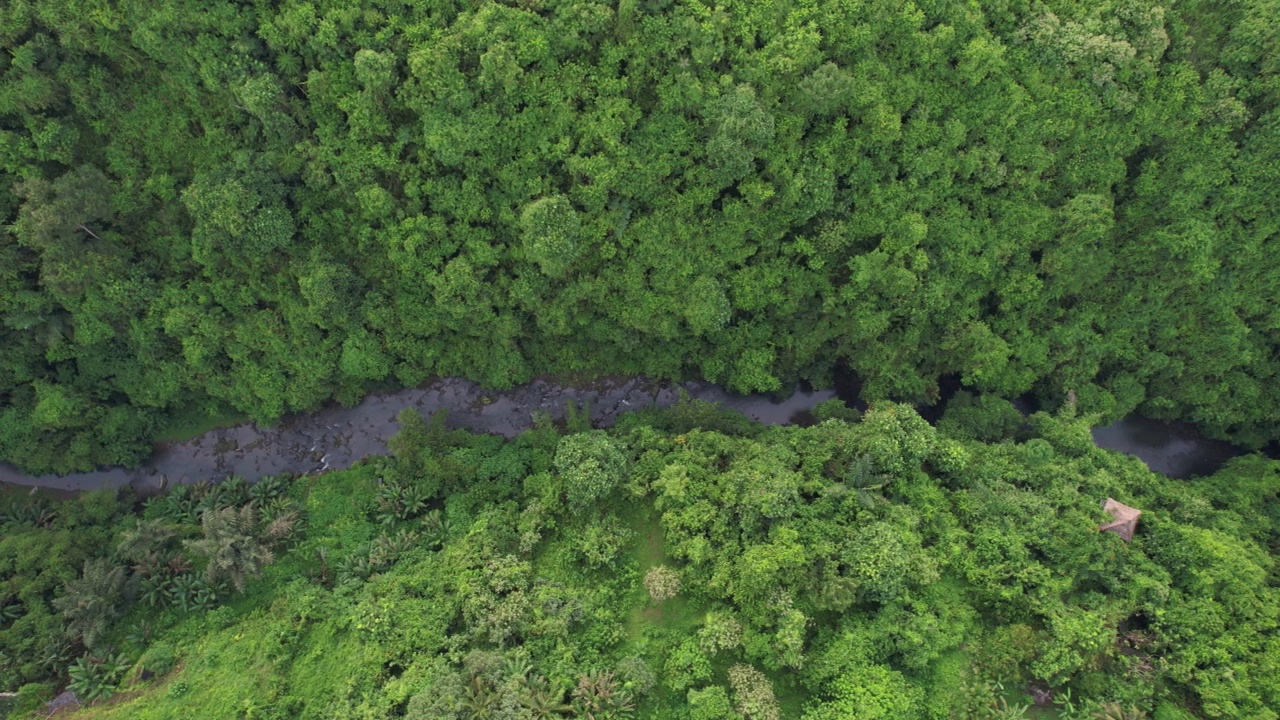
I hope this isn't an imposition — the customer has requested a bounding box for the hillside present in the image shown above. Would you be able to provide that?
[2,401,1277,718]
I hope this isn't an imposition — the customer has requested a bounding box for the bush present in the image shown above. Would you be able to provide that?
[644,565,681,602]
[138,642,179,678]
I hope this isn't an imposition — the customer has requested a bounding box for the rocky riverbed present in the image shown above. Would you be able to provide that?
[0,374,1247,494]
[0,377,835,493]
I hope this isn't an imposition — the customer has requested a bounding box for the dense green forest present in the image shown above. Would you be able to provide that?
[2,0,1280,473]
[1,400,1277,718]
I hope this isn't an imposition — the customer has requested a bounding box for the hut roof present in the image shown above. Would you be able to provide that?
[1099,498,1142,542]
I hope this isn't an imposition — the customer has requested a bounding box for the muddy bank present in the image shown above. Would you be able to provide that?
[0,378,836,494]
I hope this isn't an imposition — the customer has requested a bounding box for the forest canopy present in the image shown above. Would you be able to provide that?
[3,0,1280,472]
[1,401,1277,718]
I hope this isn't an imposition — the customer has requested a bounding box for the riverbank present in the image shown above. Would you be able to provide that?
[0,375,1247,493]
[0,377,834,493]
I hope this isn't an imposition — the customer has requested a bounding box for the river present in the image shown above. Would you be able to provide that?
[0,377,1244,493]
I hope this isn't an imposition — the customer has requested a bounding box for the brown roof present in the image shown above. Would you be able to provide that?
[1099,498,1142,542]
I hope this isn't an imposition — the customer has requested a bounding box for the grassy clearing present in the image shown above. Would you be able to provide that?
[153,409,251,445]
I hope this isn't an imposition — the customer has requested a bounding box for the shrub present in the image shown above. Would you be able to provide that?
[728,665,780,720]
[644,565,681,602]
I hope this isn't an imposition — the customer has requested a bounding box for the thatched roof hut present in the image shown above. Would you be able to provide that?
[1099,498,1142,542]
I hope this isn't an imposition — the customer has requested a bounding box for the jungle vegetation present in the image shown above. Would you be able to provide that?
[1,400,1277,718]
[2,0,1280,473]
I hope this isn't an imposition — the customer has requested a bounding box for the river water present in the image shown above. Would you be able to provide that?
[1089,415,1243,479]
[0,377,837,493]
[0,377,1243,493]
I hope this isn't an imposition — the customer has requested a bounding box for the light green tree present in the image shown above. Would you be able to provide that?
[52,559,127,650]
[554,431,626,511]
[186,503,295,593]
[520,195,581,278]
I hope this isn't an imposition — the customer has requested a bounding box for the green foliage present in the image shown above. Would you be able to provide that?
[574,515,634,568]
[939,392,1025,443]
[646,393,762,438]
[811,399,860,424]
[554,430,627,511]
[689,685,740,720]
[2,0,1279,474]
[802,664,922,720]
[2,365,1280,719]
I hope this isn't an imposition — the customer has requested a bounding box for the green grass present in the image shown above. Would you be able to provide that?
[153,409,251,445]
[622,502,693,642]
[65,469,387,719]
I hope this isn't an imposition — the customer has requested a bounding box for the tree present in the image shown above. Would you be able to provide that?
[683,276,731,335]
[554,431,626,511]
[11,165,113,245]
[340,329,391,381]
[520,195,582,278]
[727,665,779,720]
[182,166,296,267]
[52,559,127,651]
[841,521,938,604]
[798,63,856,116]
[10,165,117,299]
[704,84,775,186]
[185,503,294,593]
[644,565,681,602]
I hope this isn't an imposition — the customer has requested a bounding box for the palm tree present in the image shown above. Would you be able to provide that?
[115,518,183,573]
[845,453,889,509]
[421,509,450,549]
[573,671,634,720]
[52,558,127,650]
[846,454,889,490]
[459,676,499,719]
[520,674,573,719]
[185,503,295,593]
